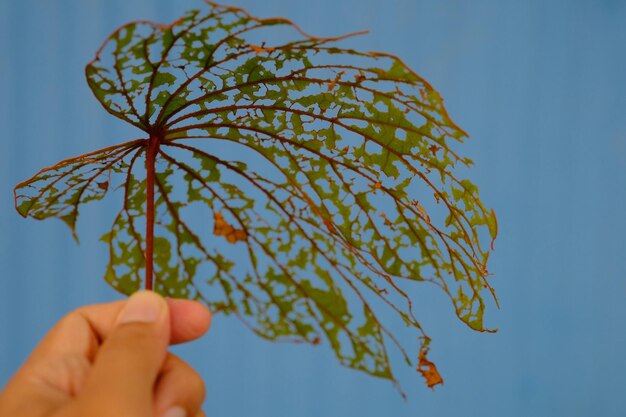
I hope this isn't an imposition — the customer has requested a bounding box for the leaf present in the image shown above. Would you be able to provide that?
[249,43,276,54]
[417,340,444,389]
[213,210,247,243]
[14,140,143,240]
[14,1,498,393]
[327,70,346,92]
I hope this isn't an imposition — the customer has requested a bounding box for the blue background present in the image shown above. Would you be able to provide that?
[2,1,626,416]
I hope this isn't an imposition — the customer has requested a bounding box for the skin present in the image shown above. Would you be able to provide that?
[0,291,211,417]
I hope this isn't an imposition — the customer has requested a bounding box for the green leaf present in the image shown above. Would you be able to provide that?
[14,1,498,393]
[14,140,143,239]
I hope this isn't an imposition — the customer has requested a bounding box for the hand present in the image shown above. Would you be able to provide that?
[0,291,211,417]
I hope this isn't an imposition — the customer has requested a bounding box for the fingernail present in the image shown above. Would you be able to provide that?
[163,406,186,417]
[118,291,166,324]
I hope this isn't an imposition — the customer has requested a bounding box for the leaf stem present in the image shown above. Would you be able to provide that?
[145,136,160,290]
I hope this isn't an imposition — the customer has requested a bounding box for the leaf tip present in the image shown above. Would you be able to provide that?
[417,343,444,389]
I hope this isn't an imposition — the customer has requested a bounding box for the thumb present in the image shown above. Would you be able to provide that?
[78,291,170,416]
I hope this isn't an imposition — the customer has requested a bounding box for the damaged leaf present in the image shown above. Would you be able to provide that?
[14,1,498,394]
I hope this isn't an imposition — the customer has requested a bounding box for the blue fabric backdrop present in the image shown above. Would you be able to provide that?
[1,1,625,416]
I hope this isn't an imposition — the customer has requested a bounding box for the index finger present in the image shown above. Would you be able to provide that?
[78,297,212,346]
[30,296,211,363]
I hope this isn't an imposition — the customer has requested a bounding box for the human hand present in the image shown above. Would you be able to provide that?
[0,291,211,417]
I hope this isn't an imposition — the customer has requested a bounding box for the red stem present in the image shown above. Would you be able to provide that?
[145,136,159,291]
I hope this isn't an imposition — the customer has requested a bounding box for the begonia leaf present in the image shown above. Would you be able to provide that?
[14,1,498,392]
